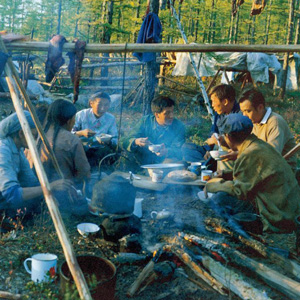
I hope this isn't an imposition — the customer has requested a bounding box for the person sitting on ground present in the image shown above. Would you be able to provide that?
[0,112,74,220]
[38,99,91,188]
[122,95,185,165]
[72,92,118,166]
[238,88,297,172]
[205,114,300,233]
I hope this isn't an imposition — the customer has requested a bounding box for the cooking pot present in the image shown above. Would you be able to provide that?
[91,174,136,215]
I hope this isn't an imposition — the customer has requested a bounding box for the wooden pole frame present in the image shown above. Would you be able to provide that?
[1,37,92,300]
[5,42,300,53]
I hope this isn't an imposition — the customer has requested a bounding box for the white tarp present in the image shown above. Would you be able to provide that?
[172,51,283,86]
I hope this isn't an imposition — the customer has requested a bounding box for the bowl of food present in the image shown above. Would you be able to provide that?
[77,223,100,238]
[209,150,228,160]
[148,144,163,153]
[141,163,185,178]
[95,134,112,144]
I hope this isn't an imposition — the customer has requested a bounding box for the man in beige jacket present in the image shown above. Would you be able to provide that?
[206,114,300,233]
[238,88,297,172]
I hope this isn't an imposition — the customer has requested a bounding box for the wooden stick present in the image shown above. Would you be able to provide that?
[127,260,155,297]
[200,253,274,300]
[1,37,92,300]
[0,291,22,300]
[6,42,300,53]
[205,218,300,280]
[283,143,300,159]
[227,248,300,299]
[170,246,227,296]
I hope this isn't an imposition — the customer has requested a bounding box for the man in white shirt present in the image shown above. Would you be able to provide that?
[238,88,297,172]
[72,92,118,166]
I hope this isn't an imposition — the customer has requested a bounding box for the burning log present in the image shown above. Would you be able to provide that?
[205,218,300,280]
[182,232,300,300]
[127,249,163,297]
[169,246,227,296]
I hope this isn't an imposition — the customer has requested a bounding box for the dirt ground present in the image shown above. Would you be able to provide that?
[0,98,299,300]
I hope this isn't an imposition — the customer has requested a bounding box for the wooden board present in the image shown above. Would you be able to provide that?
[113,171,206,191]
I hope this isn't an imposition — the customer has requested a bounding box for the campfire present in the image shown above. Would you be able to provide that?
[123,212,300,300]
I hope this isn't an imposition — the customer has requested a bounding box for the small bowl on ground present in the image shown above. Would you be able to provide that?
[77,223,100,238]
[209,150,228,160]
[96,134,112,144]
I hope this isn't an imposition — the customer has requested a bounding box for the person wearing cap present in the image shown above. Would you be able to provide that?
[238,88,297,172]
[205,113,300,233]
[0,112,74,219]
[122,95,185,166]
[72,92,118,166]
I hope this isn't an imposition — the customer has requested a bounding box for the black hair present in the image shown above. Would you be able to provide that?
[89,92,111,104]
[209,84,236,103]
[35,103,49,126]
[37,99,77,153]
[238,88,265,109]
[227,127,252,144]
[151,95,175,114]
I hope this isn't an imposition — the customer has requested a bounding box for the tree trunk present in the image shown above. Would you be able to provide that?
[233,7,240,44]
[264,0,273,44]
[101,1,114,87]
[279,0,296,99]
[143,0,159,116]
[57,0,62,34]
[74,4,80,38]
[251,16,256,44]
[134,0,142,42]
[195,0,201,42]
[228,13,234,44]
[294,0,300,44]
[208,0,215,43]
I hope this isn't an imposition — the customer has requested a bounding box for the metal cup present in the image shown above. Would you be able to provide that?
[295,215,300,255]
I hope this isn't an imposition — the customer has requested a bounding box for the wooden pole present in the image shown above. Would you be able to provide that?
[6,42,300,53]
[2,40,92,300]
[283,143,300,159]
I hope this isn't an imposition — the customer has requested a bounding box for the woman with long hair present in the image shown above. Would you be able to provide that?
[38,99,90,187]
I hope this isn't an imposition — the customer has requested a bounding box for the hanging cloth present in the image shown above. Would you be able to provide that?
[133,13,162,62]
[45,35,67,83]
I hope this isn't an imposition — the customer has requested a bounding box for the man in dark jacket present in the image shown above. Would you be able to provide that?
[122,95,185,165]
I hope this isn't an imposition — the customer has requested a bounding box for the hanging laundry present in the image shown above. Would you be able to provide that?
[67,39,86,104]
[251,0,267,16]
[45,35,67,83]
[133,12,162,63]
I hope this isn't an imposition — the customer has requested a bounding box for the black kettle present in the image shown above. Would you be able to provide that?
[91,174,136,215]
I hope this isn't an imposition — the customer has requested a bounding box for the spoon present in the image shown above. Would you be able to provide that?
[214,133,223,151]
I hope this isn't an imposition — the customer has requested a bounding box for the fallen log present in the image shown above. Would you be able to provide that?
[205,218,300,280]
[168,245,227,296]
[0,291,22,300]
[182,232,300,300]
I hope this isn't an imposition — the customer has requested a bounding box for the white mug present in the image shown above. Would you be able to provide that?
[24,253,57,283]
[151,209,173,220]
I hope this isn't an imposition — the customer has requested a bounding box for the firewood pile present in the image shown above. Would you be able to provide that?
[126,215,300,300]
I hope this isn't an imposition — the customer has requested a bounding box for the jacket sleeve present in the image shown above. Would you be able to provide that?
[73,140,91,181]
[206,152,267,201]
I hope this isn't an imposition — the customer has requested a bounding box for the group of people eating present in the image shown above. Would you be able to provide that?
[0,84,299,234]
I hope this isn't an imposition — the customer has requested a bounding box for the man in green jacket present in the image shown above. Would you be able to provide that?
[206,114,300,233]
[122,95,185,165]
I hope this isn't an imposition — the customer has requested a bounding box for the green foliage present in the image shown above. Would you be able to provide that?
[0,0,293,45]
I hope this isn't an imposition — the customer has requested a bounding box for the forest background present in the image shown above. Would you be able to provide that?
[0,0,298,46]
